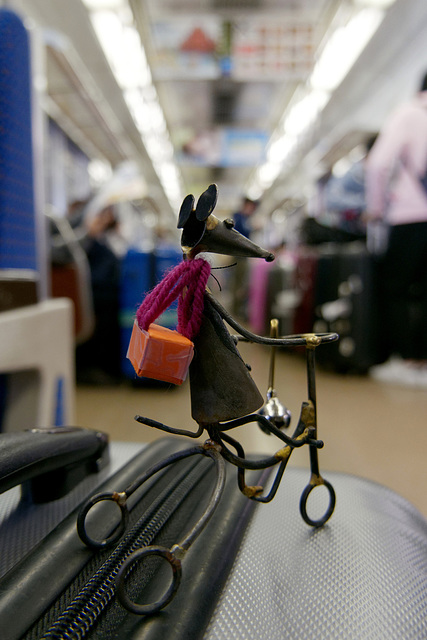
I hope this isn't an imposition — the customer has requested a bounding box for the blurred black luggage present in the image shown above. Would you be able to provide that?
[313,243,387,373]
[266,254,299,336]
[292,246,319,335]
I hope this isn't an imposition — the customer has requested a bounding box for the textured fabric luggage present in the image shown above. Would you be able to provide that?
[205,468,427,640]
[1,432,427,640]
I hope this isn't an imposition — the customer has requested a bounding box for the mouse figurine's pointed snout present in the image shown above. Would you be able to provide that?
[178,184,275,262]
[201,216,275,261]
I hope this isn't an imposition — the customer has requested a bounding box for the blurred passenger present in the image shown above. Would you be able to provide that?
[232,196,258,238]
[50,198,122,384]
[75,202,122,385]
[365,72,427,387]
[50,198,122,261]
[231,196,259,318]
[302,136,377,245]
[49,198,91,265]
[323,135,378,238]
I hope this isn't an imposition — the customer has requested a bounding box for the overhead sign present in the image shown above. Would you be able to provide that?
[179,127,268,167]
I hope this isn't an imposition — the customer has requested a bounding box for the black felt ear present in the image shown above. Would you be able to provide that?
[177,194,195,229]
[195,184,218,221]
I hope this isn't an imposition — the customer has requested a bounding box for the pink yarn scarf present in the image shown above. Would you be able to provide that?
[136,258,211,340]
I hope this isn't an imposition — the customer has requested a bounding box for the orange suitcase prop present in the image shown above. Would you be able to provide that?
[127,322,194,385]
[127,258,211,385]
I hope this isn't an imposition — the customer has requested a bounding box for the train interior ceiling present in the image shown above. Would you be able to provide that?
[4,0,427,221]
[2,0,427,519]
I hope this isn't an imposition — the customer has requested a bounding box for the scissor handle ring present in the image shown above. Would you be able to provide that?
[116,546,182,615]
[77,491,129,549]
[300,478,336,528]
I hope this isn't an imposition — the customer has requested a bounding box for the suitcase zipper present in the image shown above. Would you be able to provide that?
[39,455,211,640]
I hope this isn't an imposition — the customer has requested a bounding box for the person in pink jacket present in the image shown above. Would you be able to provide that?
[365,72,427,387]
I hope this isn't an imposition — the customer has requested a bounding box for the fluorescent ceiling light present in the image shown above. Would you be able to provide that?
[311,8,384,92]
[257,162,282,189]
[86,2,183,210]
[284,90,330,136]
[145,100,166,132]
[267,135,297,164]
[246,184,264,201]
[90,12,151,89]
[125,89,152,134]
[246,6,388,201]
[83,0,126,10]
[145,135,167,163]
[115,28,152,89]
[354,0,396,7]
[90,9,121,46]
[160,163,180,187]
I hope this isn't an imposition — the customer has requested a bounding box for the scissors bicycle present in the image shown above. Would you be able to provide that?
[77,184,338,616]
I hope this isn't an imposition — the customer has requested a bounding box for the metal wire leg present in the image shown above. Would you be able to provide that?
[220,431,290,503]
[114,444,226,616]
[134,415,205,438]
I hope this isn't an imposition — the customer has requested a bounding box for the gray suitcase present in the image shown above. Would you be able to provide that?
[1,428,427,640]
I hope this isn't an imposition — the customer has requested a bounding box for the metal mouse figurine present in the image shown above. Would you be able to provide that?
[135,184,337,507]
[78,184,338,617]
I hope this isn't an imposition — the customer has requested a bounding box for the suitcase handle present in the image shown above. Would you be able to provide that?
[0,427,109,502]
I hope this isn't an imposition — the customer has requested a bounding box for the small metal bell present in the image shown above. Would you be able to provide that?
[257,319,292,434]
[260,388,291,424]
[258,388,291,432]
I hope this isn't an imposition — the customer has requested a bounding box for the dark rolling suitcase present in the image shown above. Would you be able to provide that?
[265,254,298,337]
[313,243,388,373]
[292,247,319,335]
[119,247,182,382]
[1,428,427,640]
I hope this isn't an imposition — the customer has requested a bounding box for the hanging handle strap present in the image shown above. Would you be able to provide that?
[136,258,211,340]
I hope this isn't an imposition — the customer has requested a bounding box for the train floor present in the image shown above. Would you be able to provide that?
[76,341,427,519]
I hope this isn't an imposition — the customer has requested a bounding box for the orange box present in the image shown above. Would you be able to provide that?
[127,321,194,385]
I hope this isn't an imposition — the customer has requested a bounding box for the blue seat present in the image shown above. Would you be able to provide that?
[0,8,38,273]
[0,9,75,430]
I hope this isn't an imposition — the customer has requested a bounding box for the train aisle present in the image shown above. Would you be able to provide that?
[75,341,427,519]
